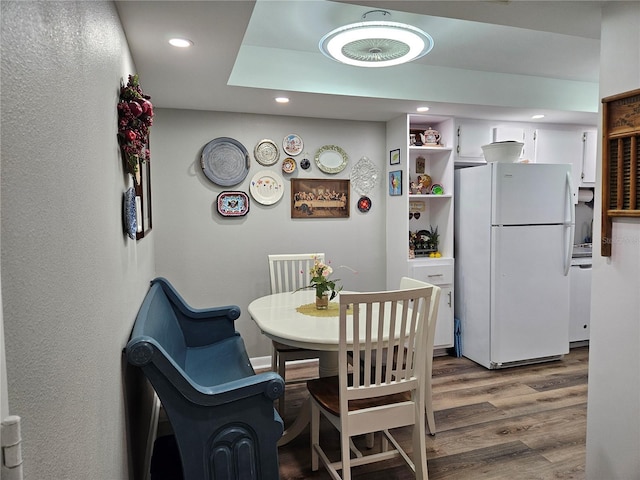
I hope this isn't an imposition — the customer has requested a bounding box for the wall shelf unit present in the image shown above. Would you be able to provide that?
[386,114,455,348]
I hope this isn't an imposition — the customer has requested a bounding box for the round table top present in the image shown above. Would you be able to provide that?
[248,290,411,351]
[248,290,344,350]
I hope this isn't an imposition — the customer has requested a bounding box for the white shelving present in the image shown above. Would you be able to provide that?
[386,114,455,348]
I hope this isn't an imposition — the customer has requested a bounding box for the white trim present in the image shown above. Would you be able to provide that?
[250,355,317,372]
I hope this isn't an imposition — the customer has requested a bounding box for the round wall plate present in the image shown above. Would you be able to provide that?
[283,134,303,156]
[201,137,249,186]
[249,170,285,205]
[254,139,280,166]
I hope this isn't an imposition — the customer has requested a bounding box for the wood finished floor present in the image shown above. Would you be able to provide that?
[271,346,588,480]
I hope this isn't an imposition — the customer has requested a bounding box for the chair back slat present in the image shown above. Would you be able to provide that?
[268,253,325,293]
[339,286,439,404]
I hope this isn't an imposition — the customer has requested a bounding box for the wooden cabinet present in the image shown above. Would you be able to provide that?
[386,114,455,348]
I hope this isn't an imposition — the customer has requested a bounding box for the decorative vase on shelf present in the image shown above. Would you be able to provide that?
[316,293,330,310]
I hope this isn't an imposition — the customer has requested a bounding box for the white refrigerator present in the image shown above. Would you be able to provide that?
[454,163,574,369]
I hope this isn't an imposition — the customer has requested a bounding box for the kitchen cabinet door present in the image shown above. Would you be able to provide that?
[581,130,597,186]
[569,263,591,342]
[534,129,583,204]
[456,120,491,163]
[434,285,454,347]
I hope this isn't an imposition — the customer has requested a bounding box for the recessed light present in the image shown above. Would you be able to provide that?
[416,107,430,112]
[532,114,545,119]
[168,38,193,48]
[275,97,290,104]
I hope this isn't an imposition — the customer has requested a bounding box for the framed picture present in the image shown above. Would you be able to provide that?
[134,153,152,240]
[291,178,350,218]
[390,148,401,165]
[389,170,402,196]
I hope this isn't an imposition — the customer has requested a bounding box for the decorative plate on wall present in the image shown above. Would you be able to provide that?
[350,156,379,196]
[283,134,303,156]
[282,157,296,174]
[249,170,285,205]
[254,139,280,166]
[216,191,250,217]
[123,187,137,240]
[201,137,250,186]
[315,144,348,174]
[357,196,372,213]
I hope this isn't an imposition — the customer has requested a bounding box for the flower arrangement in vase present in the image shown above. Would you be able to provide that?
[298,256,342,309]
[117,74,154,179]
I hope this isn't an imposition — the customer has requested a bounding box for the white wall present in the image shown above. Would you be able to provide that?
[586,3,640,479]
[151,109,387,358]
[1,2,155,478]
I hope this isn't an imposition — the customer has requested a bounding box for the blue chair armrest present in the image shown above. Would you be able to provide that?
[151,277,241,346]
[126,338,285,406]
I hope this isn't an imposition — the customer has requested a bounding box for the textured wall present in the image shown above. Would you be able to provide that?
[586,3,640,479]
[1,2,155,478]
[151,109,387,360]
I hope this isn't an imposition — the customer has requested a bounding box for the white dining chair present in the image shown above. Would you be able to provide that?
[267,253,324,414]
[399,276,439,435]
[307,284,441,480]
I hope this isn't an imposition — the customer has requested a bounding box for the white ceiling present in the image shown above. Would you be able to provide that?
[115,0,604,125]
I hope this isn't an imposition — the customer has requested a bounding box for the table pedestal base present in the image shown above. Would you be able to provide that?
[277,351,338,446]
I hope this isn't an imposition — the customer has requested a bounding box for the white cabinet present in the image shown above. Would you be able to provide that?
[411,262,454,347]
[569,261,591,342]
[581,130,597,186]
[493,125,535,162]
[534,128,584,204]
[386,114,455,348]
[455,119,491,165]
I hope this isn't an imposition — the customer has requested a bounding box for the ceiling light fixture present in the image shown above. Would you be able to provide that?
[168,38,193,48]
[416,106,430,112]
[275,97,290,104]
[319,10,434,68]
[532,114,545,119]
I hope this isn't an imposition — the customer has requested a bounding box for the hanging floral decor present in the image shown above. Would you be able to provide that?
[117,74,153,177]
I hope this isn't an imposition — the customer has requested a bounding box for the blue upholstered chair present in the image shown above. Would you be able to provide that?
[126,277,284,480]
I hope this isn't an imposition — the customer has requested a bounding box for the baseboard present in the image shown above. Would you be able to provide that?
[250,355,318,372]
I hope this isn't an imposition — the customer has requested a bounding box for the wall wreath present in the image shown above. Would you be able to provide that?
[117,74,154,178]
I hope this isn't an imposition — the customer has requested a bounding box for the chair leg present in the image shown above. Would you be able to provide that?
[341,432,352,480]
[365,432,375,449]
[425,376,436,435]
[414,407,429,480]
[278,356,287,415]
[310,402,320,472]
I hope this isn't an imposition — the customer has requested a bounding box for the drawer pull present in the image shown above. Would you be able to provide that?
[427,273,443,278]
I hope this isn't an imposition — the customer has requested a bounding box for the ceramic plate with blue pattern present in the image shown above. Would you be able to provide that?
[124,187,137,239]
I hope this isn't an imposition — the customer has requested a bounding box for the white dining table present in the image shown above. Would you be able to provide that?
[248,289,347,376]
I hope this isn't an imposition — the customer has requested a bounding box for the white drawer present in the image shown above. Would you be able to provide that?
[410,263,453,285]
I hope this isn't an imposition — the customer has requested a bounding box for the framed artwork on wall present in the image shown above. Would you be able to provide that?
[390,148,401,165]
[291,178,350,218]
[135,155,152,239]
[389,170,402,196]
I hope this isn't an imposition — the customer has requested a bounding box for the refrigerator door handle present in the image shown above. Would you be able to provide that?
[563,171,575,276]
